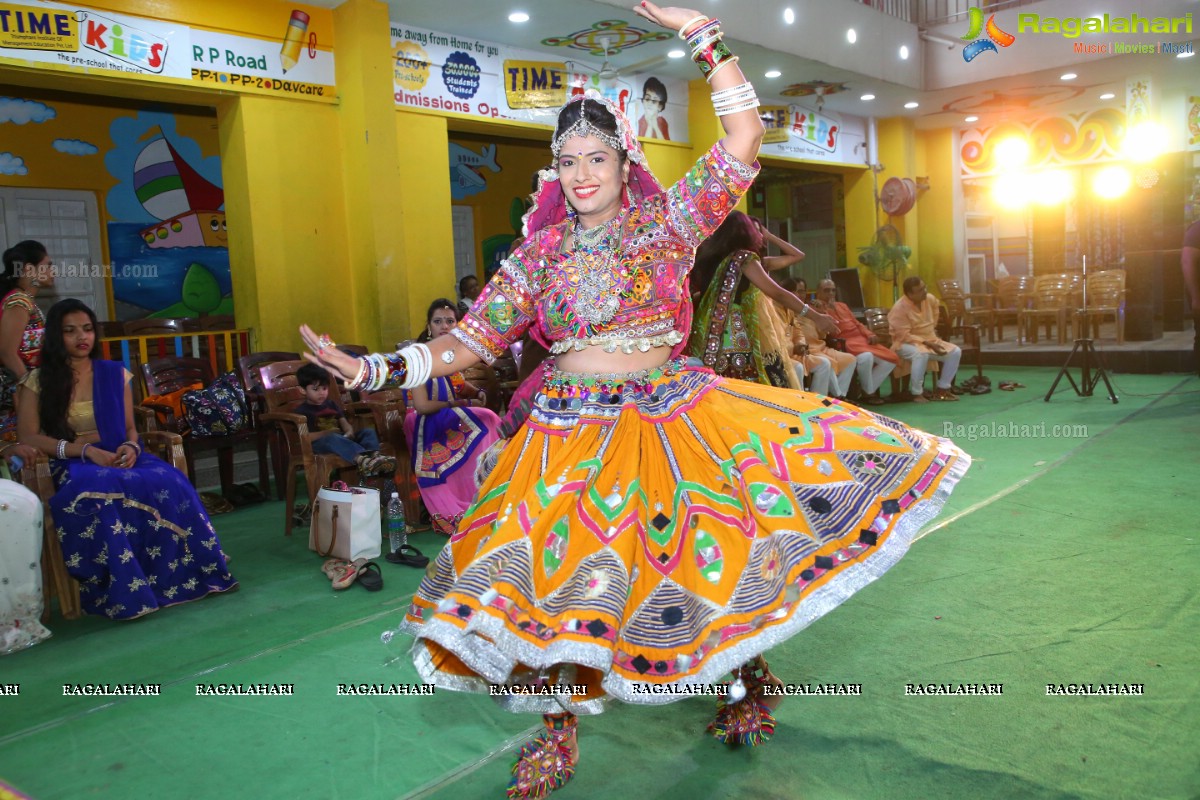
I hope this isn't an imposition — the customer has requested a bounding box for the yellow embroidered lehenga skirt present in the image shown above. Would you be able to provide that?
[399,358,970,713]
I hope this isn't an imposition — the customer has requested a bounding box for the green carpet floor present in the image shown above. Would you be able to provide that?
[2,366,1197,800]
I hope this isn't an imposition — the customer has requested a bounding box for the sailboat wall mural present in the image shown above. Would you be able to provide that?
[106,112,232,320]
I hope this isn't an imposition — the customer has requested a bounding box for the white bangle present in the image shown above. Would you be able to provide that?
[347,357,369,390]
[397,343,432,390]
[56,439,67,459]
[712,81,755,100]
[715,99,759,117]
[677,15,709,39]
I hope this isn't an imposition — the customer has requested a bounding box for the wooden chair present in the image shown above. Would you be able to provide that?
[1077,270,1126,344]
[357,386,425,531]
[258,360,405,535]
[866,306,945,397]
[123,317,192,336]
[140,357,270,498]
[198,315,236,331]
[97,320,126,338]
[1019,274,1077,345]
[238,351,301,499]
[939,280,997,342]
[991,275,1034,342]
[20,430,187,622]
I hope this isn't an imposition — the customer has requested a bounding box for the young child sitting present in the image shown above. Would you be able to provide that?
[294,363,395,476]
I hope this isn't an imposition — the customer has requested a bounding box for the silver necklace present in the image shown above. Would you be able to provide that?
[572,215,624,326]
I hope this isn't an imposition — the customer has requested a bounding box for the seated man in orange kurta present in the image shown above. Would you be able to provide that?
[812,279,898,406]
[887,276,960,403]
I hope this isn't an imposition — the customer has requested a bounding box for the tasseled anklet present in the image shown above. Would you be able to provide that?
[507,714,578,799]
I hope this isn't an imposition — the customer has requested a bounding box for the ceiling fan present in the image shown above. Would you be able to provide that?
[567,35,673,83]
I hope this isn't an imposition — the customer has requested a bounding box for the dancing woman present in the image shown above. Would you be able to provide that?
[301,4,969,797]
[689,210,834,389]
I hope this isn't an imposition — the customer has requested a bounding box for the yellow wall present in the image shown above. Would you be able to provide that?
[916,128,956,291]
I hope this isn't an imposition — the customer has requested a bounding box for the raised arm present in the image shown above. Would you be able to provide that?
[634,3,764,166]
[754,219,805,272]
[741,257,836,334]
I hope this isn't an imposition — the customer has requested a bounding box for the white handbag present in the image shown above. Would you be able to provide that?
[308,483,381,562]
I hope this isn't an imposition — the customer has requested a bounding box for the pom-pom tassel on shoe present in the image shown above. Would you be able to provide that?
[708,694,777,746]
[506,723,577,798]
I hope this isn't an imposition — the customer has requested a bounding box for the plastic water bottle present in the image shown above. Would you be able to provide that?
[387,492,407,554]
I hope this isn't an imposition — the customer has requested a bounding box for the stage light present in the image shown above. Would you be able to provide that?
[668,49,685,58]
[1099,92,1115,100]
[765,69,782,78]
[899,45,910,59]
[995,137,1030,168]
[508,11,529,23]
[1092,165,1131,199]
[1122,121,1167,163]
[847,29,857,44]
[992,172,1030,209]
[783,8,795,24]
[1032,170,1073,206]
[904,101,919,109]
[964,115,979,123]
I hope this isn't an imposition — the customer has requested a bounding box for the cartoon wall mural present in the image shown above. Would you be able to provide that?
[449,141,500,200]
[105,111,231,319]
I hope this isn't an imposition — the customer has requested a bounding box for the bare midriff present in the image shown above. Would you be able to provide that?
[552,344,673,375]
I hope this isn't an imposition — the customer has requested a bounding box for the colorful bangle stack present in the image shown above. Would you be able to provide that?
[711,81,759,117]
[347,343,433,393]
[684,17,739,83]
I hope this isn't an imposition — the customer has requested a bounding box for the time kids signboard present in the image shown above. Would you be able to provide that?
[391,21,688,142]
[758,104,867,165]
[0,1,191,77]
[0,1,335,101]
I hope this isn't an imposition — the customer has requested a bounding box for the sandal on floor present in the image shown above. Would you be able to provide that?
[331,558,364,590]
[999,381,1017,391]
[385,544,429,568]
[708,662,777,746]
[931,389,959,401]
[507,716,578,799]
[357,561,383,591]
[321,558,348,581]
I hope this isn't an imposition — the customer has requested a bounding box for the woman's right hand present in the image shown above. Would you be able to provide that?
[633,2,703,33]
[299,324,363,382]
[811,312,838,336]
[87,447,117,467]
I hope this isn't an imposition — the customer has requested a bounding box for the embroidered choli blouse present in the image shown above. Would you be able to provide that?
[452,141,759,364]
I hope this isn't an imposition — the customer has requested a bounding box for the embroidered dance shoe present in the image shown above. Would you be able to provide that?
[507,714,579,799]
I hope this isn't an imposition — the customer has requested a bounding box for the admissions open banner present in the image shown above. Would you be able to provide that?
[0,1,335,101]
[391,21,689,143]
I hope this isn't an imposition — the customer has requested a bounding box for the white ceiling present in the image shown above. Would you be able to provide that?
[309,0,1198,129]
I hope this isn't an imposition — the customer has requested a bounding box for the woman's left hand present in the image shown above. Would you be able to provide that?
[114,443,138,469]
[633,2,702,32]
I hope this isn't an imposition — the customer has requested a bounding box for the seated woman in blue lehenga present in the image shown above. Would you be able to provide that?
[16,299,237,620]
[403,299,502,535]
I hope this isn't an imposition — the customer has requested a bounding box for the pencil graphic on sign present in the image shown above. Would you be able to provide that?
[279,9,310,73]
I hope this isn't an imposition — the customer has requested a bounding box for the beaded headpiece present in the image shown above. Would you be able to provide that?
[523,89,664,237]
[551,117,623,159]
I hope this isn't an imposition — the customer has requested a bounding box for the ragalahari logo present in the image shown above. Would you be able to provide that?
[961,7,1015,62]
